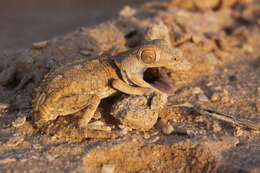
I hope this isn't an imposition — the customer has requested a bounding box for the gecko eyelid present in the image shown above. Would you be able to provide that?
[138,48,159,64]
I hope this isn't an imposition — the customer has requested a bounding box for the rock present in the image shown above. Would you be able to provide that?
[6,136,24,147]
[235,127,245,137]
[206,82,213,87]
[156,118,167,129]
[111,95,159,130]
[44,154,58,162]
[212,122,222,133]
[145,19,171,46]
[12,116,26,128]
[87,121,112,132]
[33,143,42,150]
[79,50,92,56]
[162,124,174,135]
[155,119,174,135]
[101,164,115,173]
[119,6,136,17]
[192,87,203,95]
[213,49,230,61]
[32,41,48,49]
[143,133,150,139]
[197,93,209,102]
[211,90,230,103]
[211,92,221,102]
[0,103,10,112]
[148,136,160,143]
[213,86,222,91]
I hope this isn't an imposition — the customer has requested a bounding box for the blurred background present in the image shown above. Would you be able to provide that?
[0,0,154,52]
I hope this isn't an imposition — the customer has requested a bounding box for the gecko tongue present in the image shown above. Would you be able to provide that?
[143,68,174,94]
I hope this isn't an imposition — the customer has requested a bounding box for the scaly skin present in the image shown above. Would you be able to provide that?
[33,39,184,140]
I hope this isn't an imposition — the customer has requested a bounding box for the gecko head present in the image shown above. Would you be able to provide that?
[114,39,183,94]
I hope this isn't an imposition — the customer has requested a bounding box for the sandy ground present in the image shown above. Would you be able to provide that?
[0,0,260,172]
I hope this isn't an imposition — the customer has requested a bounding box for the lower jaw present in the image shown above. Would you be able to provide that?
[143,67,174,94]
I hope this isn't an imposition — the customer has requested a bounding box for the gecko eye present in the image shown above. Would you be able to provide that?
[141,50,156,64]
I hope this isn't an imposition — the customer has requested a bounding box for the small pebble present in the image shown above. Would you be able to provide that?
[211,90,229,103]
[101,164,115,173]
[235,127,245,137]
[222,91,230,103]
[119,6,136,17]
[156,119,174,135]
[87,121,111,131]
[197,94,209,102]
[118,124,132,131]
[0,103,10,112]
[7,136,24,147]
[206,82,213,87]
[156,119,167,129]
[212,122,222,133]
[118,128,128,136]
[143,133,150,139]
[80,50,92,56]
[162,124,174,135]
[12,116,26,128]
[213,86,222,90]
[32,41,48,49]
[45,154,58,162]
[191,35,203,44]
[211,92,220,102]
[192,87,203,95]
[20,158,28,162]
[148,136,160,143]
[33,143,42,150]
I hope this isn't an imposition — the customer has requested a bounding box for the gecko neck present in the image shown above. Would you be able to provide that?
[113,58,133,85]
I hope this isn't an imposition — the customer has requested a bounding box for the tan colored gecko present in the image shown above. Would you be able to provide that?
[32,39,184,140]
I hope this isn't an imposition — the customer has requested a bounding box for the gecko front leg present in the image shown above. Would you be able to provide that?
[112,79,152,96]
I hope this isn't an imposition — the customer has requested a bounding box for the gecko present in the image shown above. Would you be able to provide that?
[32,39,184,140]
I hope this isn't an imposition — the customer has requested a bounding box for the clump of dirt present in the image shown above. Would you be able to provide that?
[0,0,260,172]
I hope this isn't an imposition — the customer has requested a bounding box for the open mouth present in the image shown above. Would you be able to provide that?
[143,67,174,94]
